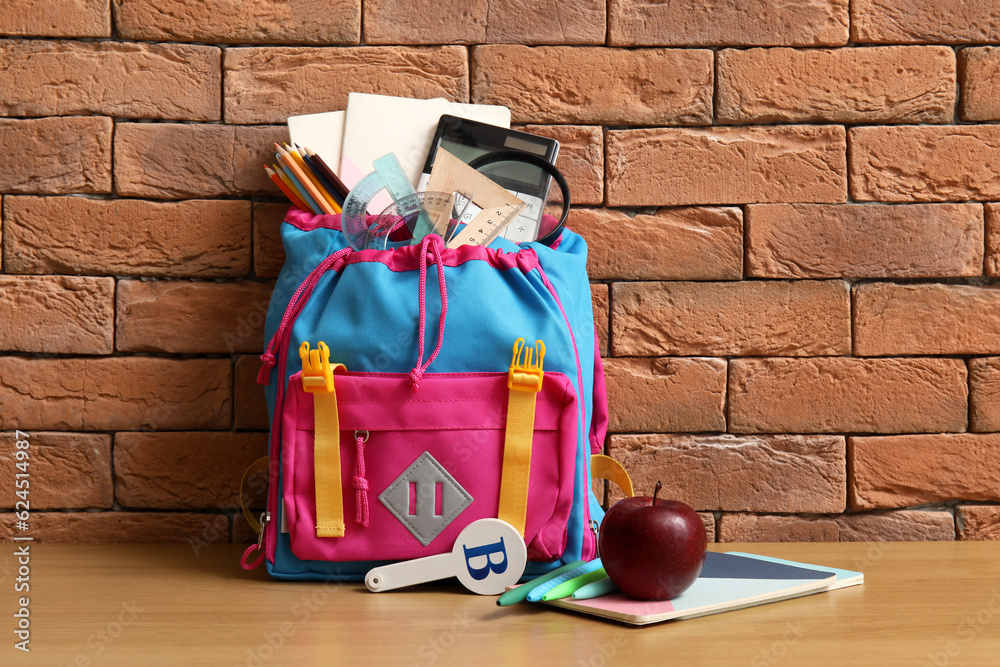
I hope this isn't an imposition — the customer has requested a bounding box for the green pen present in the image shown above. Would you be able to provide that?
[542,567,609,601]
[496,560,585,607]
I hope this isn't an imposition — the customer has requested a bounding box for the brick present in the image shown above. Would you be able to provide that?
[970,358,1000,433]
[612,280,849,357]
[746,203,983,279]
[604,358,726,433]
[117,280,275,354]
[718,511,954,542]
[609,0,848,47]
[365,0,604,45]
[608,434,846,512]
[234,511,260,543]
[852,0,1000,44]
[0,117,111,194]
[0,0,110,37]
[607,126,847,206]
[115,0,360,44]
[4,197,251,278]
[115,432,267,509]
[0,512,230,543]
[224,46,467,124]
[571,207,742,281]
[0,276,112,354]
[958,506,1000,541]
[854,283,1000,356]
[253,202,287,279]
[717,46,955,124]
[850,126,1000,202]
[0,357,232,431]
[473,46,713,125]
[591,284,608,358]
[114,124,287,198]
[0,40,220,120]
[235,355,270,431]
[0,432,111,509]
[960,48,1000,121]
[729,358,968,434]
[700,514,716,542]
[851,434,1000,510]
[989,204,1000,276]
[519,125,602,206]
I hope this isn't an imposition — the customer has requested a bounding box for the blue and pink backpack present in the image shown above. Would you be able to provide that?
[243,207,610,581]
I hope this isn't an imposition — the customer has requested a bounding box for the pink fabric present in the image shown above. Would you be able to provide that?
[281,369,579,563]
[590,331,609,456]
[284,207,342,232]
[350,242,536,273]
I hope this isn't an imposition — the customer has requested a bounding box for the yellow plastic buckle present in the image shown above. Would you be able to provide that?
[299,341,335,393]
[507,338,545,393]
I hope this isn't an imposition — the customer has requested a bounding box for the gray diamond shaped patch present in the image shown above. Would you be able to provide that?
[379,451,473,546]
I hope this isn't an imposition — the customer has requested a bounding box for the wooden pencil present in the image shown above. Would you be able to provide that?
[264,164,309,211]
[273,163,305,203]
[277,156,323,215]
[304,147,350,201]
[283,142,339,213]
[275,143,335,215]
[299,148,343,212]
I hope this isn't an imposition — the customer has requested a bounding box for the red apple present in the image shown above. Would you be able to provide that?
[598,482,707,600]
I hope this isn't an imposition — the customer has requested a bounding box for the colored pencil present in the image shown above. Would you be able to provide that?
[284,142,340,213]
[278,157,323,215]
[273,163,308,205]
[264,164,309,211]
[300,149,343,211]
[304,147,350,201]
[275,143,335,215]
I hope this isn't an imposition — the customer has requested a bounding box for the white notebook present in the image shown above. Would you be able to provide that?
[339,93,511,190]
[286,110,346,174]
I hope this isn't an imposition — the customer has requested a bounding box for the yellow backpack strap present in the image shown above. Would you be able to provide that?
[300,341,347,538]
[498,339,545,536]
[240,455,270,534]
[590,454,634,498]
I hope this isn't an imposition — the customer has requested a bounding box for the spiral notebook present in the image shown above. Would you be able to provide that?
[541,551,863,626]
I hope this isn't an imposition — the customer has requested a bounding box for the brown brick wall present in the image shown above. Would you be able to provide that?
[0,2,995,544]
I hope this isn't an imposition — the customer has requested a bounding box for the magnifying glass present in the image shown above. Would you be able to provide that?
[467,151,571,247]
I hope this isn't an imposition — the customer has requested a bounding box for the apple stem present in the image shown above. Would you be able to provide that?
[653,481,662,505]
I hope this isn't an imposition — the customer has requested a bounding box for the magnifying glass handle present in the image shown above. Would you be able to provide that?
[365,553,458,592]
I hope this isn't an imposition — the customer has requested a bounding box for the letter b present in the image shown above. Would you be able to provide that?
[463,537,508,581]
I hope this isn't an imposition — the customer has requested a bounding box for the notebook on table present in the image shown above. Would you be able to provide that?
[542,551,863,626]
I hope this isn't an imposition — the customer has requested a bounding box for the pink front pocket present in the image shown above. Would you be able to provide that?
[281,369,579,563]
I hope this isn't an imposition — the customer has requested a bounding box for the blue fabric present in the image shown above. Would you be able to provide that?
[262,218,603,580]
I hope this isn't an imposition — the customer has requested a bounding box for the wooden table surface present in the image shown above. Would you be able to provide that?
[1,541,998,666]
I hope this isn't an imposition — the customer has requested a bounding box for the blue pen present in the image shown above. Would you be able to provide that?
[526,559,603,602]
[279,159,322,215]
[572,576,619,600]
[497,560,584,607]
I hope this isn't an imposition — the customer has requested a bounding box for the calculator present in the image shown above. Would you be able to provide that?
[418,116,560,244]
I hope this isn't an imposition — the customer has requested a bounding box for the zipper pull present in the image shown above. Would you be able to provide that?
[240,511,270,571]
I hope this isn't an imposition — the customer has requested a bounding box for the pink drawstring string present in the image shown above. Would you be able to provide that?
[258,247,352,385]
[353,432,370,527]
[409,235,448,392]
